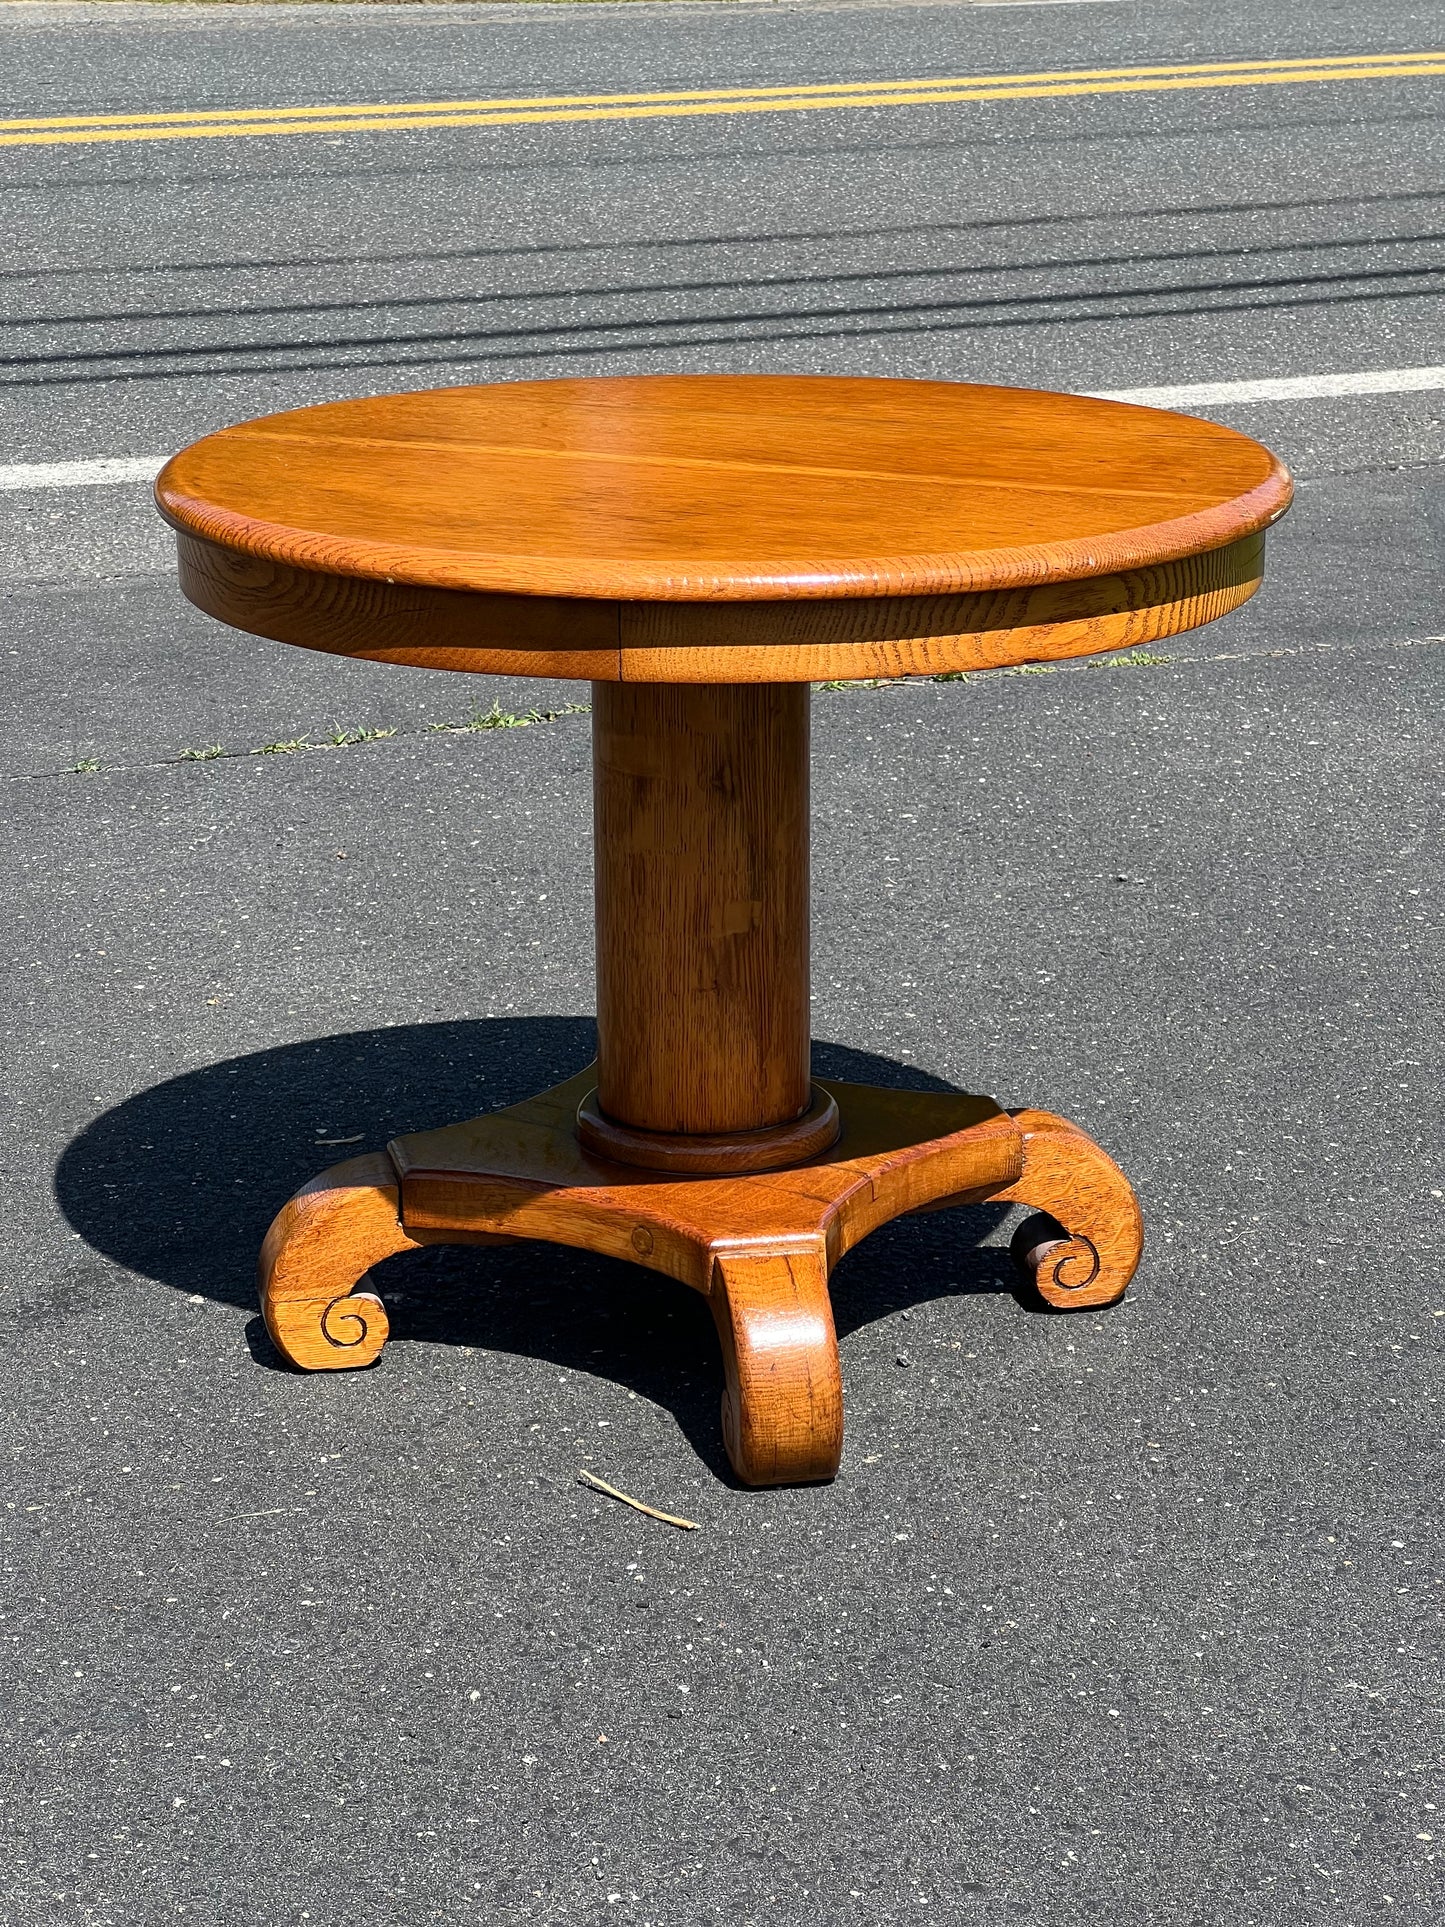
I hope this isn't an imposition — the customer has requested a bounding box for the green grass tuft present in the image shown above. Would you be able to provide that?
[428,700,590,733]
[326,724,398,746]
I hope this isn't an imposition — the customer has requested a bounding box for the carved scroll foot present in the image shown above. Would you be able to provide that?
[990,1112,1143,1310]
[259,1152,422,1369]
[708,1245,843,1486]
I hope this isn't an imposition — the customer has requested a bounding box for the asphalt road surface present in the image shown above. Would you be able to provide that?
[3,3,1442,1923]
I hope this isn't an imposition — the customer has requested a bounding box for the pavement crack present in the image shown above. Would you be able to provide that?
[7,634,1441,781]
[812,629,1445,697]
[4,698,592,782]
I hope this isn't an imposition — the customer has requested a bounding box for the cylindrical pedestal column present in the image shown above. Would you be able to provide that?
[586,682,835,1170]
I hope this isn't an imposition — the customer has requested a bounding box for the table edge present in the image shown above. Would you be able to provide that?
[171,524,1272,683]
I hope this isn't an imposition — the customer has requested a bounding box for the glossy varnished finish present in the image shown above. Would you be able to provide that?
[257,1152,414,1372]
[174,532,623,681]
[592,681,812,1138]
[176,526,1265,684]
[257,1072,1143,1484]
[575,1083,841,1176]
[179,374,1286,1486]
[161,375,1290,682]
[613,532,1263,683]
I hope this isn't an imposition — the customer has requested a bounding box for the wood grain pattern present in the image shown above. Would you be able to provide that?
[156,376,1291,600]
[616,532,1264,683]
[994,1110,1144,1309]
[217,373,1217,1480]
[175,522,1264,684]
[710,1246,842,1486]
[387,1070,1017,1291]
[592,681,811,1136]
[258,1151,419,1370]
[921,1109,1144,1309]
[175,532,621,679]
[576,1082,840,1174]
[255,1072,1141,1481]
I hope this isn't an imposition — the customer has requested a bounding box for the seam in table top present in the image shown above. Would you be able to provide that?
[191,427,1215,509]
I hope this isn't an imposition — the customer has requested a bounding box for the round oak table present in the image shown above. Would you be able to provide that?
[156,374,1291,1487]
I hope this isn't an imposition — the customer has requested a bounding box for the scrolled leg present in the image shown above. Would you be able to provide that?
[259,1152,422,1369]
[990,1112,1143,1310]
[708,1244,842,1486]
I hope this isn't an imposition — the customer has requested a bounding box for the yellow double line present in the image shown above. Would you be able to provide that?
[3,50,1443,149]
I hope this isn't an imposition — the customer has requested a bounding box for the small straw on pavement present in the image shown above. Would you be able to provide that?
[577,1469,699,1531]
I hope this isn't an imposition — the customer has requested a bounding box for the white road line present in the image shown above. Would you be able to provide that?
[0,455,163,492]
[1087,365,1445,406]
[1,364,1442,493]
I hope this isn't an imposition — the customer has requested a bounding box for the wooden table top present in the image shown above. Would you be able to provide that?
[157,375,1292,683]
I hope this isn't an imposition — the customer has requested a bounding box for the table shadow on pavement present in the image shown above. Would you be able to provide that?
[55,1018,1025,1472]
